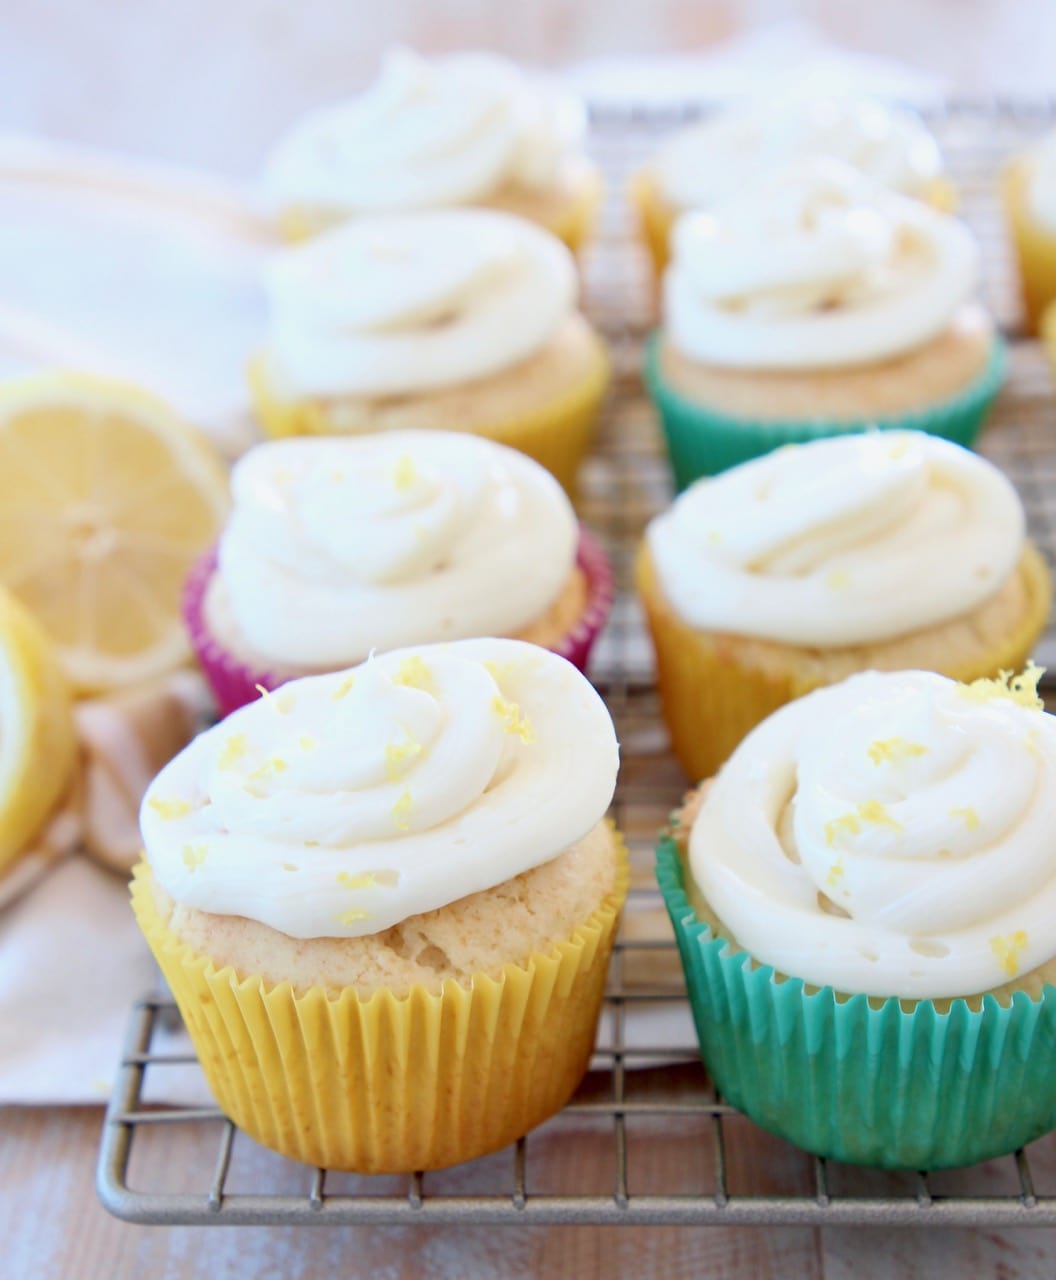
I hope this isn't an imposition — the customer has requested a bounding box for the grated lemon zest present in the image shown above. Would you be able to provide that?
[492,695,535,744]
[337,871,377,891]
[148,797,192,820]
[384,729,422,781]
[950,806,980,831]
[246,755,288,787]
[218,733,247,770]
[298,735,317,752]
[392,455,418,491]
[181,843,208,871]
[332,673,356,700]
[825,800,903,847]
[391,789,414,831]
[393,655,434,692]
[337,909,369,926]
[958,662,1045,711]
[825,569,851,591]
[867,737,928,766]
[990,930,1029,978]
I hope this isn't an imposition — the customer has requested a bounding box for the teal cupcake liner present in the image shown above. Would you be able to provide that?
[644,332,1007,490]
[655,836,1056,1169]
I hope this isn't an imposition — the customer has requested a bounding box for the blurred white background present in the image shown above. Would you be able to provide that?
[4,0,1053,175]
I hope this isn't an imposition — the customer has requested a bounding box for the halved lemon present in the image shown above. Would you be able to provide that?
[0,583,77,877]
[0,373,230,693]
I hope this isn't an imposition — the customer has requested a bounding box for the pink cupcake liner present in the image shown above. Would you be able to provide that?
[183,527,614,719]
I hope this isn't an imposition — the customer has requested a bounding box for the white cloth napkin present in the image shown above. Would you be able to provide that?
[0,133,274,459]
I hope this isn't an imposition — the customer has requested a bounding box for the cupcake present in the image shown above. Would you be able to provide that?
[262,48,601,253]
[186,431,613,715]
[248,209,609,498]
[646,158,1004,488]
[632,93,951,280]
[133,637,626,1172]
[638,431,1052,782]
[657,666,1056,1169]
[1003,129,1056,335]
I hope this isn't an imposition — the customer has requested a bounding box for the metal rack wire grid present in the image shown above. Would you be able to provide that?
[98,99,1056,1228]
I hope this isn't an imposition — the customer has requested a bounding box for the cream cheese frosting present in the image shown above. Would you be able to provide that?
[646,431,1024,647]
[263,208,576,398]
[1025,130,1056,233]
[213,432,578,667]
[140,638,619,938]
[262,48,587,214]
[665,158,979,371]
[655,94,944,212]
[689,667,1056,999]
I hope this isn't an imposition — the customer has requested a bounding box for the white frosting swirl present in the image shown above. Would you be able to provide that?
[656,95,944,211]
[262,48,586,213]
[141,639,619,938]
[1026,130,1056,233]
[215,432,578,666]
[646,432,1024,647]
[264,208,576,398]
[665,158,979,370]
[689,669,1056,998]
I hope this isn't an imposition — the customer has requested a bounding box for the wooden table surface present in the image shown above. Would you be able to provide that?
[6,1101,1056,1279]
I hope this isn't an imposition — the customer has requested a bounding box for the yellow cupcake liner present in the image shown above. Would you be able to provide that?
[630,168,960,287]
[628,169,676,283]
[131,832,629,1173]
[1003,159,1056,336]
[276,176,602,256]
[539,170,604,255]
[247,339,611,502]
[637,543,1053,784]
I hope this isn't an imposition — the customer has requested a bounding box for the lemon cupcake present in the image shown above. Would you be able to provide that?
[632,93,952,281]
[638,431,1051,782]
[658,666,1056,1169]
[1004,129,1056,336]
[249,209,609,499]
[647,159,1003,488]
[133,638,626,1172]
[262,48,601,253]
[185,432,613,715]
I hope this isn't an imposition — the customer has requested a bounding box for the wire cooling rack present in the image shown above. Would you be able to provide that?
[99,99,1056,1228]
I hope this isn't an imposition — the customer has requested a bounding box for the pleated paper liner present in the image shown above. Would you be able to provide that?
[636,542,1052,784]
[247,340,610,504]
[656,837,1056,1170]
[644,331,1007,489]
[1003,159,1056,336]
[184,526,615,718]
[131,833,629,1173]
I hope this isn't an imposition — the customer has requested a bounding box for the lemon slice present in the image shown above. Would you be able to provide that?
[0,584,77,877]
[0,373,230,693]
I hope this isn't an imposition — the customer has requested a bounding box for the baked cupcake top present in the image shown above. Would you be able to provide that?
[213,432,578,666]
[646,431,1024,646]
[687,666,1055,999]
[653,94,944,213]
[665,158,978,371]
[1020,130,1056,232]
[140,638,619,938]
[263,208,576,399]
[263,48,587,216]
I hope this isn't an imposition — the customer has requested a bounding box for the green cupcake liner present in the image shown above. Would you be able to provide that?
[644,332,1007,490]
[655,836,1056,1169]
